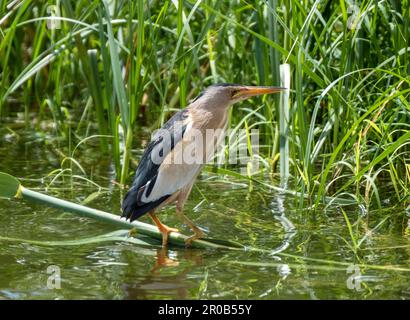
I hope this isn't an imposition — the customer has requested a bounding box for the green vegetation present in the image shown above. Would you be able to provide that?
[0,0,409,211]
[0,171,247,250]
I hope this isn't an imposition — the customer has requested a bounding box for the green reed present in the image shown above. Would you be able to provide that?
[0,0,408,210]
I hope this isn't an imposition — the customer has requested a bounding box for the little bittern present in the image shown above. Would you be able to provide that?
[122,84,284,246]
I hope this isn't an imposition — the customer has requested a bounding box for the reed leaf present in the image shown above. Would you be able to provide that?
[0,172,243,250]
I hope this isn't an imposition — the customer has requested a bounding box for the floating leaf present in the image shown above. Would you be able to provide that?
[0,172,21,199]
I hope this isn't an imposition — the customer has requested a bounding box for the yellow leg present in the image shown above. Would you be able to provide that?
[176,209,205,247]
[151,248,179,273]
[185,230,205,247]
[149,212,179,246]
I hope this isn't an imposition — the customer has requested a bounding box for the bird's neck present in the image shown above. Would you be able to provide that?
[190,105,230,131]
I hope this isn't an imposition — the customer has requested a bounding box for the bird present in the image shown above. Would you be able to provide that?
[121,84,285,247]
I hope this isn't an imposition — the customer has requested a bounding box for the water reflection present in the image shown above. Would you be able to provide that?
[121,248,205,299]
[151,248,180,272]
[270,192,297,255]
[1,126,410,299]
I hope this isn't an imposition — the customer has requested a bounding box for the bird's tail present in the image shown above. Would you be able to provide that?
[121,186,169,221]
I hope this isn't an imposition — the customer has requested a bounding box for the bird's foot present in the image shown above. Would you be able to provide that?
[149,212,179,246]
[158,225,179,247]
[185,230,205,247]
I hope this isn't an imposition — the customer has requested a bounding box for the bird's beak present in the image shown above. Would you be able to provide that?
[232,86,286,100]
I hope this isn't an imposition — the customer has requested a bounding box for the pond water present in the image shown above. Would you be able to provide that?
[0,123,409,299]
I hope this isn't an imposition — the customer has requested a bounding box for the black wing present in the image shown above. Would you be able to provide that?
[121,109,189,221]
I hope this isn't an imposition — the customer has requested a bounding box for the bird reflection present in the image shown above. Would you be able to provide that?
[151,247,179,273]
[121,247,204,299]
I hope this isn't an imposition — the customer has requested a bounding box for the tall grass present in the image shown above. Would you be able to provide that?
[0,0,409,210]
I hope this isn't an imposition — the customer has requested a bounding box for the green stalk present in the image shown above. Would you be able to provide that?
[0,0,31,114]
[21,186,237,249]
[120,128,134,185]
[268,0,281,158]
[101,1,132,184]
[279,63,290,186]
[102,1,129,132]
[177,0,186,106]
[97,7,120,177]
[121,0,146,185]
[0,172,243,250]
[87,49,109,152]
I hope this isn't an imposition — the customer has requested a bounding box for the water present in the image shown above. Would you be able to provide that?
[0,124,409,299]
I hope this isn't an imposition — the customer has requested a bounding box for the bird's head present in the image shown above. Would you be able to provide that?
[193,83,286,110]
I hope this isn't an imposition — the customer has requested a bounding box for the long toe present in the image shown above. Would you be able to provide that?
[167,227,179,233]
[185,230,205,247]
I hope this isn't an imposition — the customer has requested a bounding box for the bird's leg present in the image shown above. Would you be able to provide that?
[176,207,205,247]
[149,212,179,246]
[151,248,179,273]
[174,181,205,247]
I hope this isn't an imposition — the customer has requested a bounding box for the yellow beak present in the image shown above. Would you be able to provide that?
[233,86,286,99]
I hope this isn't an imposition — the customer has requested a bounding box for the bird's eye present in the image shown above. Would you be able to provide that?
[231,90,239,98]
